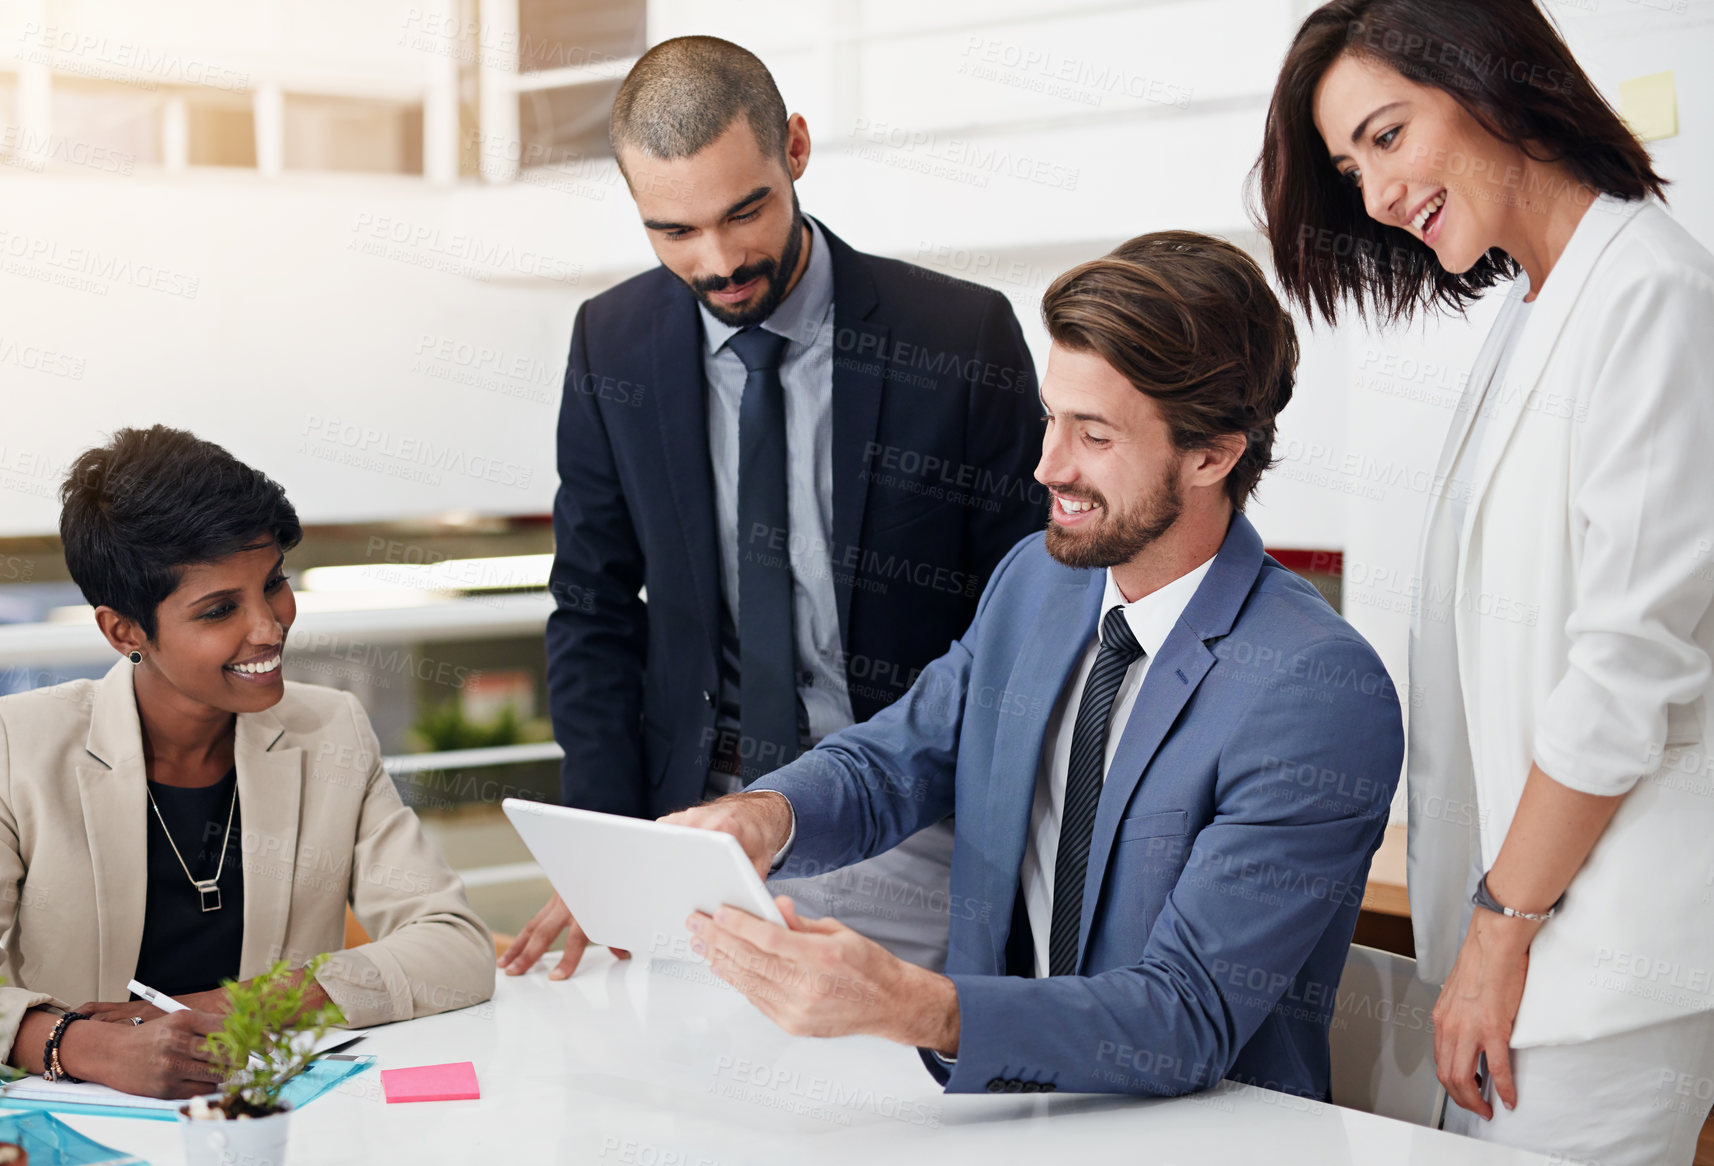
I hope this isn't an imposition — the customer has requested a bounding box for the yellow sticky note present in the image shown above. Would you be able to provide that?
[1619,70,1677,142]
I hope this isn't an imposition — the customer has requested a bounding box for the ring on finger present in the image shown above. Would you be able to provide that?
[130,1016,143,1026]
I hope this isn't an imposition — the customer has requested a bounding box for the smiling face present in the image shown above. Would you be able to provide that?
[621,115,811,327]
[100,540,295,716]
[1035,345,1192,570]
[1313,53,1528,276]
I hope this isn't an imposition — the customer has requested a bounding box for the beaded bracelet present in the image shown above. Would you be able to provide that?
[43,1010,89,1083]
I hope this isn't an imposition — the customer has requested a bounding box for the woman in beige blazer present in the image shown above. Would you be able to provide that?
[0,425,494,1097]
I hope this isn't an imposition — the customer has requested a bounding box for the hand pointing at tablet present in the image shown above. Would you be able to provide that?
[498,791,796,979]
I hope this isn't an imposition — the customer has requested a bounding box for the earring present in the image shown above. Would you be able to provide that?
[128,651,142,665]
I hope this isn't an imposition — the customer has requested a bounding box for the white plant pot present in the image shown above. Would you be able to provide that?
[177,1096,292,1166]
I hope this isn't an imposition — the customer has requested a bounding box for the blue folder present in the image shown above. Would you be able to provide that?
[0,1109,146,1163]
[0,1054,375,1123]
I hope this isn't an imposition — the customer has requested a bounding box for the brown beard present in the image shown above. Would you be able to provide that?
[1044,464,1183,570]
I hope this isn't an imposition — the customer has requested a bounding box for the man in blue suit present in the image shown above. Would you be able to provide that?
[669,232,1404,1099]
[500,37,1043,979]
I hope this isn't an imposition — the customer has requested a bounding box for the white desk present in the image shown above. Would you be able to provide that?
[56,952,1550,1165]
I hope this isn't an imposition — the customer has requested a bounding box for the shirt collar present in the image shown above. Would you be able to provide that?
[1100,555,1217,660]
[699,216,833,355]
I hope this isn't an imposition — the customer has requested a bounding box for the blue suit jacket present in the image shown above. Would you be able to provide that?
[752,515,1403,1098]
[546,219,1043,818]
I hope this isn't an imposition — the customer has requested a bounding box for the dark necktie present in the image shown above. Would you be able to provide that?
[727,325,798,782]
[1048,605,1145,976]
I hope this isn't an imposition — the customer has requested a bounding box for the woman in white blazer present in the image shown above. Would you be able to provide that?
[0,426,494,1098]
[1256,2,1714,1163]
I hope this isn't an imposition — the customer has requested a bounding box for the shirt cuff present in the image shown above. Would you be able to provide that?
[767,795,797,873]
[931,1050,958,1066]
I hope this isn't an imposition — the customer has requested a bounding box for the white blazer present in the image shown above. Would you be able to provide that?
[1407,193,1714,1047]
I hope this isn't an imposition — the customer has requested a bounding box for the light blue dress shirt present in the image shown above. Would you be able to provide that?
[698,218,855,781]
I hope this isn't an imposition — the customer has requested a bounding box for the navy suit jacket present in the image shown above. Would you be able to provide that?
[752,515,1404,1098]
[547,219,1044,817]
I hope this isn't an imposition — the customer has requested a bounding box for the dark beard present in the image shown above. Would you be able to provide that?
[1043,469,1183,570]
[689,193,807,328]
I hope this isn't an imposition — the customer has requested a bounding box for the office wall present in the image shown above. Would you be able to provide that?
[3,1,1710,633]
[3,0,1325,541]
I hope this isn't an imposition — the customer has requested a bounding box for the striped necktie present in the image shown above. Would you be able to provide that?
[1047,605,1145,976]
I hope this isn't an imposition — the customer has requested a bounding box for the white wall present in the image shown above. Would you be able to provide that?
[3,0,1710,599]
[2,0,1312,539]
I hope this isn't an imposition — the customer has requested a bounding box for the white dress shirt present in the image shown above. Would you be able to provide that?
[1021,557,1215,978]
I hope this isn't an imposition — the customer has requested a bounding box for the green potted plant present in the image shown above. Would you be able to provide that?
[177,955,344,1166]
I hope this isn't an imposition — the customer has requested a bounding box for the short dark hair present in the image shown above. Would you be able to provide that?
[609,36,788,172]
[1253,0,1667,326]
[1041,232,1298,511]
[59,426,302,641]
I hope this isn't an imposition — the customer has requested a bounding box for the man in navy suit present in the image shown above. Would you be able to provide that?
[665,232,1403,1099]
[499,37,1043,979]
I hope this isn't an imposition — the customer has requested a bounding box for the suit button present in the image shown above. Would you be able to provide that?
[985,1078,1006,1093]
[1019,1082,1039,1094]
[702,690,715,708]
[1004,1080,1023,1093]
[1040,1082,1057,1093]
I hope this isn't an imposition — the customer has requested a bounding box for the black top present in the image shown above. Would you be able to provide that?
[132,767,244,997]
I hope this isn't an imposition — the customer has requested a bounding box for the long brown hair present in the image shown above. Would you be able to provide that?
[1041,232,1297,511]
[1253,0,1667,326]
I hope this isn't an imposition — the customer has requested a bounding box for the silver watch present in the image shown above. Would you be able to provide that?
[1472,872,1563,922]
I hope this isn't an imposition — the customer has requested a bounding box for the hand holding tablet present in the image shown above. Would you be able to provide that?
[501,793,795,968]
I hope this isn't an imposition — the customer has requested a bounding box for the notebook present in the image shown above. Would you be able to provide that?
[0,1053,375,1122]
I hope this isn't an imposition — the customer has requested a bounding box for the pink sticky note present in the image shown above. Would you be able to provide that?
[381,1061,481,1103]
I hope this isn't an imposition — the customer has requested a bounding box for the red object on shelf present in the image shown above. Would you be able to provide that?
[1266,548,1342,576]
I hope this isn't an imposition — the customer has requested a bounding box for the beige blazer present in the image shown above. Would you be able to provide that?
[0,661,495,1059]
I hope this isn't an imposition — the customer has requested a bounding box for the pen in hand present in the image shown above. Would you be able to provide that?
[127,979,189,1014]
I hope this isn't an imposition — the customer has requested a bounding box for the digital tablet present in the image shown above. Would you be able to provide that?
[502,799,787,960]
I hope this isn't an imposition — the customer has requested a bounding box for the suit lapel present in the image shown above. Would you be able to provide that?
[1075,515,1265,971]
[77,664,149,1001]
[1429,283,1527,491]
[1459,194,1644,559]
[652,286,723,663]
[236,706,302,977]
[983,570,1103,969]
[823,222,886,651]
